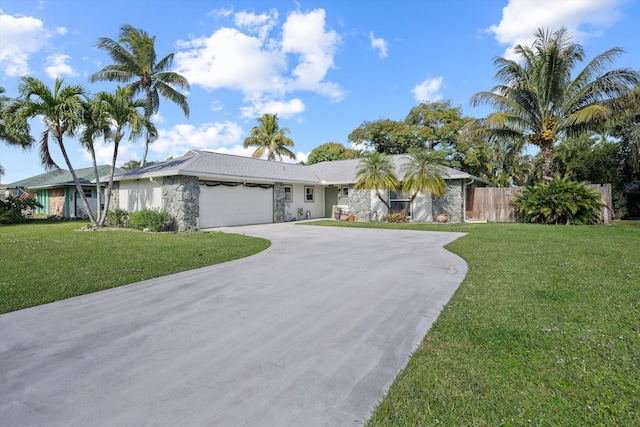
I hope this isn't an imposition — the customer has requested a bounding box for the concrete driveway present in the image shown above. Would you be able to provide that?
[0,222,467,426]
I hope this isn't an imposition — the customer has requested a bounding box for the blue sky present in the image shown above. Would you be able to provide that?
[1,0,639,184]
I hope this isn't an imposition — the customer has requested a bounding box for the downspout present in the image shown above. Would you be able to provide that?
[463,178,475,223]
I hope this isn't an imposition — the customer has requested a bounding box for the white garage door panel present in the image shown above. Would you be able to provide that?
[200,185,273,228]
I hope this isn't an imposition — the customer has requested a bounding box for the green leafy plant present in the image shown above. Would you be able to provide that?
[0,195,43,224]
[128,209,171,231]
[511,177,604,224]
[103,208,129,227]
[382,210,410,223]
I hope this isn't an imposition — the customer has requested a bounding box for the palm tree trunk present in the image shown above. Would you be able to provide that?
[98,139,120,226]
[141,130,149,166]
[376,191,391,210]
[541,144,555,181]
[88,145,101,224]
[57,136,98,227]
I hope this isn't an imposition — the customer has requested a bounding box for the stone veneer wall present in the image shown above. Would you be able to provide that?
[273,183,286,223]
[107,182,119,211]
[432,179,464,223]
[348,186,372,222]
[48,188,65,217]
[163,176,200,231]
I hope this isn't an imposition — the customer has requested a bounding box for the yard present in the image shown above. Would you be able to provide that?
[0,220,270,314]
[2,219,638,425]
[309,220,640,426]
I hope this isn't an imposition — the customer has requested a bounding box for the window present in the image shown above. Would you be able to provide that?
[82,189,92,198]
[284,185,293,202]
[305,186,315,202]
[389,187,411,215]
[341,187,349,197]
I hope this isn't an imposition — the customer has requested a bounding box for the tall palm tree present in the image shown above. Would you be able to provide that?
[82,87,155,226]
[400,148,449,204]
[471,27,639,181]
[14,77,97,226]
[243,113,296,161]
[91,25,190,166]
[354,151,399,209]
[1,87,34,148]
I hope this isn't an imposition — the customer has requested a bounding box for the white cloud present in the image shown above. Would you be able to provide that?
[369,31,388,58]
[487,0,623,60]
[0,11,50,76]
[234,9,278,40]
[240,97,305,119]
[412,77,444,102]
[80,141,139,168]
[174,8,342,119]
[208,7,233,18]
[150,122,244,157]
[55,26,67,35]
[44,54,77,78]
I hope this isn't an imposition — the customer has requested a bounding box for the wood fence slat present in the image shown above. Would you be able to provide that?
[465,184,612,224]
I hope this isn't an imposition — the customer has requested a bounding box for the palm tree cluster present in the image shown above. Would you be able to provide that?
[243,113,296,161]
[354,149,448,210]
[1,25,189,228]
[471,27,639,182]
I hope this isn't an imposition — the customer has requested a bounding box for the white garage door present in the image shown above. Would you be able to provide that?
[199,184,273,228]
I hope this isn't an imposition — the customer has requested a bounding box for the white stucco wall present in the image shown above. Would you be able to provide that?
[118,180,163,212]
[411,191,434,222]
[284,184,324,220]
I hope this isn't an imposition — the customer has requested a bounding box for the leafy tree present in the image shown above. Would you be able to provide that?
[471,27,639,181]
[83,87,155,226]
[243,113,296,161]
[13,77,98,226]
[307,142,357,164]
[91,25,190,166]
[348,119,415,154]
[400,148,449,203]
[405,101,466,150]
[121,160,142,170]
[354,151,399,209]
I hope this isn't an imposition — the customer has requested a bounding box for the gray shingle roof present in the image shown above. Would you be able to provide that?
[112,150,492,185]
[3,166,121,189]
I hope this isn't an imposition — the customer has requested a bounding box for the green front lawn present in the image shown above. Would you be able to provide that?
[309,220,640,426]
[0,220,269,314]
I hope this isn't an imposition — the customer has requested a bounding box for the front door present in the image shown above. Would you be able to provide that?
[324,186,339,218]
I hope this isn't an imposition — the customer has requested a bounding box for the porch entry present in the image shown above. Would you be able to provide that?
[324,186,339,218]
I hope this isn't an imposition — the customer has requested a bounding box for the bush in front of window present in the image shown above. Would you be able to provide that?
[382,210,410,223]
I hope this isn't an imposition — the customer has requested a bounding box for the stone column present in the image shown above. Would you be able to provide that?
[163,176,200,231]
[348,187,372,222]
[432,180,463,223]
[273,183,286,223]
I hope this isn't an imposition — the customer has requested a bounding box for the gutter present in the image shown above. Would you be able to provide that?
[463,178,487,223]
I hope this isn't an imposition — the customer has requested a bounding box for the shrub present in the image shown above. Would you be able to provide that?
[103,209,129,227]
[128,209,171,232]
[511,177,604,225]
[0,195,43,224]
[383,210,411,223]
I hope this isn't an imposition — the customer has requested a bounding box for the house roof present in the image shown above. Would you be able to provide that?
[2,165,121,190]
[112,150,493,186]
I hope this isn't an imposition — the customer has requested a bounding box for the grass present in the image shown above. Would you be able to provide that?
[308,220,640,426]
[0,219,270,314]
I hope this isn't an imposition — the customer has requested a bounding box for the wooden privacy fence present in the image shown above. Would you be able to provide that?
[465,184,612,224]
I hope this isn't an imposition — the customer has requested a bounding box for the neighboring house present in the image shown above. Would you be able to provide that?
[2,166,121,219]
[111,150,491,231]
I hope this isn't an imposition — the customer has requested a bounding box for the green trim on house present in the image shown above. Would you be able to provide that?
[64,187,70,217]
[35,190,49,214]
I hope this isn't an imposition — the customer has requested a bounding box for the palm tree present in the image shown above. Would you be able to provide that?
[243,113,296,161]
[471,27,639,181]
[14,77,98,225]
[82,87,155,226]
[400,149,449,204]
[91,25,190,166]
[354,151,399,209]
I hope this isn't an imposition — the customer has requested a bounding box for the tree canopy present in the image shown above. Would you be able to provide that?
[243,113,296,161]
[306,142,357,164]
